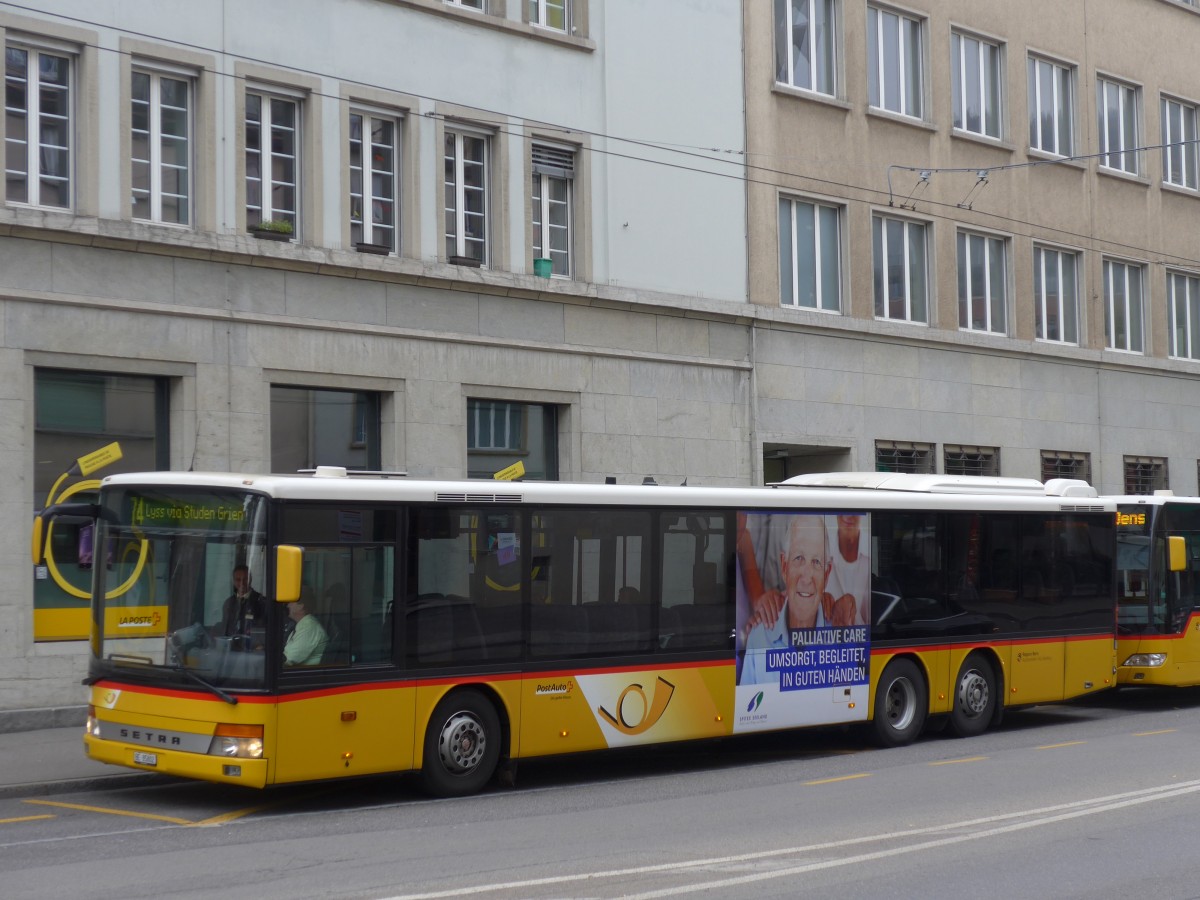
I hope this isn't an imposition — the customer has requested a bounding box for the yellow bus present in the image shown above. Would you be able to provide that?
[1113,493,1197,686]
[33,469,1117,796]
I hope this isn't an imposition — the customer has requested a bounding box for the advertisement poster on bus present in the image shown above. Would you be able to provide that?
[734,511,871,732]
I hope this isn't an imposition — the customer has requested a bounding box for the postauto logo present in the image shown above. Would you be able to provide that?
[597,676,676,736]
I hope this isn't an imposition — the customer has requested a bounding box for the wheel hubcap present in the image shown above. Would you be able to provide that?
[438,711,487,774]
[886,677,916,730]
[957,669,990,717]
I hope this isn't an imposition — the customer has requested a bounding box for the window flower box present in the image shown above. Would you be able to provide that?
[250,221,294,241]
[355,242,392,256]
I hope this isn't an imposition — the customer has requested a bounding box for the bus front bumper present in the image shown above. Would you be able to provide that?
[84,715,269,788]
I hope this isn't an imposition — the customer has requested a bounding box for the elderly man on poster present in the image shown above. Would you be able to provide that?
[739,514,858,685]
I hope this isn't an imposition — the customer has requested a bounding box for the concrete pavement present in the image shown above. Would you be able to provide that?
[0,726,162,798]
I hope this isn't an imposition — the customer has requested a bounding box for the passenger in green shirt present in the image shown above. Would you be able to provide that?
[284,594,328,666]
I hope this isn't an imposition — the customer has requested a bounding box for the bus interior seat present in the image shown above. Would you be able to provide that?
[410,594,487,664]
[529,603,589,657]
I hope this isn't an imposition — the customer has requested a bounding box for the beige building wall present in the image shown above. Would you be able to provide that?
[744,0,1200,489]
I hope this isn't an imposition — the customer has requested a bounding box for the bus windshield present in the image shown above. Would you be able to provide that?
[91,487,270,692]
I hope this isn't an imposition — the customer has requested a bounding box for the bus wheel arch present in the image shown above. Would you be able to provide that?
[949,650,999,738]
[420,687,505,797]
[871,655,929,747]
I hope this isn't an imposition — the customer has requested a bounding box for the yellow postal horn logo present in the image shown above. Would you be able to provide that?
[597,676,675,735]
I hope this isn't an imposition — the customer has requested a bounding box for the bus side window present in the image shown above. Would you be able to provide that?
[661,512,732,650]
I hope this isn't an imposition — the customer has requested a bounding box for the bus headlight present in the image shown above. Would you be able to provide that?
[207,724,264,759]
[1122,653,1167,668]
[85,705,101,738]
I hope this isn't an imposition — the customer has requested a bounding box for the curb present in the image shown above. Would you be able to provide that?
[0,772,172,800]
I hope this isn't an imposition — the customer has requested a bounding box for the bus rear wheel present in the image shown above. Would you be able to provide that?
[421,689,502,797]
[949,653,996,738]
[871,658,927,747]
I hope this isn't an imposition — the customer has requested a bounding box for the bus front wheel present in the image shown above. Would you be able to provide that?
[421,689,502,797]
[871,658,927,747]
[949,653,996,738]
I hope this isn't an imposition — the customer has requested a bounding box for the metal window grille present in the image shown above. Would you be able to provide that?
[875,440,935,474]
[944,445,999,477]
[1123,456,1168,495]
[1040,450,1091,484]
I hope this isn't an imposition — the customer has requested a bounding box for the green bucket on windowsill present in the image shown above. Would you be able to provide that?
[533,257,553,278]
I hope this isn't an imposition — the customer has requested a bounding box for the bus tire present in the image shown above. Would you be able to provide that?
[949,653,996,738]
[421,689,502,798]
[872,658,927,747]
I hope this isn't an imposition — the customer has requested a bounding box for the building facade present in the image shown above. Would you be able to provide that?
[6,0,1200,720]
[745,0,1200,489]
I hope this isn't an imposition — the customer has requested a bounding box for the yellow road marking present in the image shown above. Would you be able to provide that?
[0,814,55,824]
[194,799,289,826]
[1036,741,1086,750]
[929,756,988,766]
[803,773,871,786]
[22,786,334,829]
[1135,729,1177,737]
[23,798,192,826]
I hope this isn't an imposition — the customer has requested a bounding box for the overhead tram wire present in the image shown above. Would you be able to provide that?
[10,0,1200,274]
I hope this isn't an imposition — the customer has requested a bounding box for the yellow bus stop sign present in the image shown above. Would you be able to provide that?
[76,442,123,476]
[493,460,526,481]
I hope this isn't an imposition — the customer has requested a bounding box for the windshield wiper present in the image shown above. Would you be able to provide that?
[101,653,237,705]
[169,664,238,705]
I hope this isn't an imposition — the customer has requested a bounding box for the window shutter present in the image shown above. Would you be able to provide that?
[532,145,575,179]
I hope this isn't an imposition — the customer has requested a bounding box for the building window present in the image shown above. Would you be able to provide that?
[532,144,574,277]
[350,112,398,253]
[873,214,928,323]
[1161,96,1198,190]
[246,91,299,232]
[5,43,72,208]
[1103,259,1144,353]
[446,0,485,10]
[467,399,559,480]
[867,5,922,118]
[779,197,841,311]
[445,130,489,265]
[1033,246,1079,344]
[944,445,999,477]
[951,30,1003,139]
[1168,270,1200,360]
[1041,450,1091,484]
[1123,456,1167,495]
[1097,77,1140,175]
[529,0,569,31]
[131,69,191,225]
[270,386,381,472]
[34,369,169,641]
[957,231,1008,334]
[875,440,934,474]
[1028,56,1074,156]
[774,0,838,97]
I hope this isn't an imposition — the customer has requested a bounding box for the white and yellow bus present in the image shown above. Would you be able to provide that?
[1112,493,1199,686]
[33,469,1117,796]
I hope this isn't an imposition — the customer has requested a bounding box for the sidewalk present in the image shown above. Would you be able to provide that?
[0,726,161,798]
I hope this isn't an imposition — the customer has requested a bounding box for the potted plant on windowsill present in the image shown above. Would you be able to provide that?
[250,220,294,241]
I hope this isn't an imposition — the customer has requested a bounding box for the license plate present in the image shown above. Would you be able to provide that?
[132,751,157,767]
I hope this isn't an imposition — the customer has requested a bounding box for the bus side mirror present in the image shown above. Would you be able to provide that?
[1168,535,1187,572]
[275,545,304,603]
[32,515,46,565]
